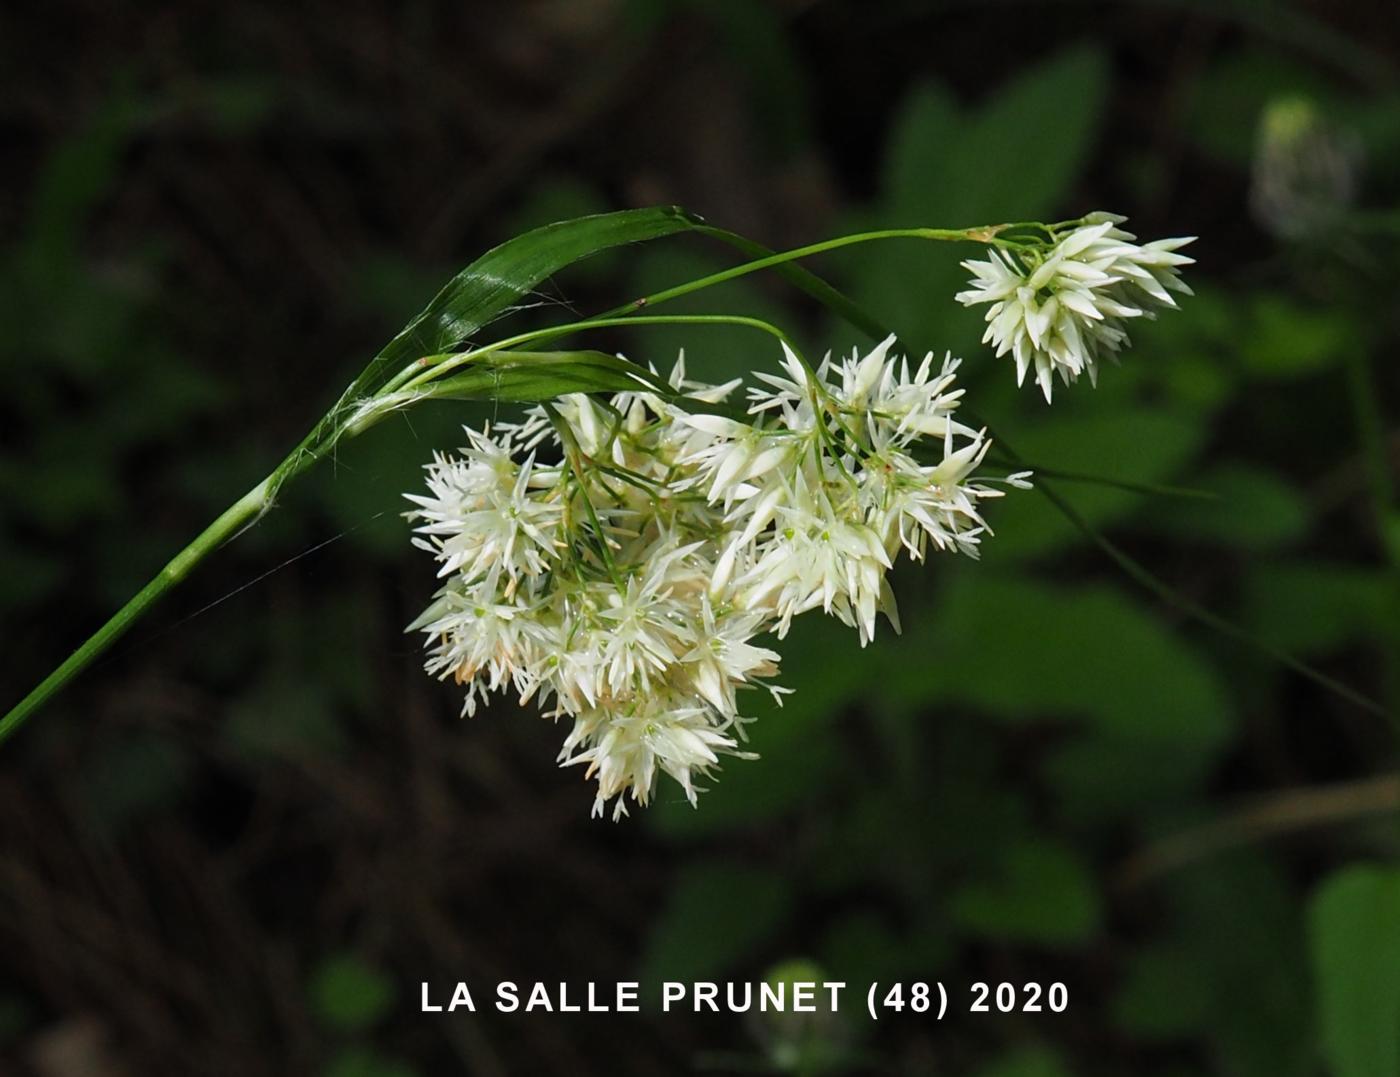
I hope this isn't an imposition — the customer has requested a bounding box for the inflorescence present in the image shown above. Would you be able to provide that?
[955,213,1195,402]
[406,337,1029,818]
[406,213,1193,818]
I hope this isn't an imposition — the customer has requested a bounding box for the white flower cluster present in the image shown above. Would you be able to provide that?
[955,213,1196,402]
[406,336,1028,819]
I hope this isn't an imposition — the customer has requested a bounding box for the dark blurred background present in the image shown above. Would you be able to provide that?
[3,1,1400,1074]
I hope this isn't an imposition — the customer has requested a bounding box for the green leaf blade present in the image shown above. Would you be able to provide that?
[354,206,702,399]
[1310,865,1400,1077]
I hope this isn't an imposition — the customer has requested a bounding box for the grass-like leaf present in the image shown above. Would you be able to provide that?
[352,205,701,402]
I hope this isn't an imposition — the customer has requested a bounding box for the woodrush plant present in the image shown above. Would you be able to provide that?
[1,206,1253,818]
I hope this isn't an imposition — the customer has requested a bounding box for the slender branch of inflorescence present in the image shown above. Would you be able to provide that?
[598,225,1018,319]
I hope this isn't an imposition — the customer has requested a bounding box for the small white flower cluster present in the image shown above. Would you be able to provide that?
[406,336,1028,819]
[955,213,1196,402]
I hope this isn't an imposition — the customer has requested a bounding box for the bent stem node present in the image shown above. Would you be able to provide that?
[0,478,273,744]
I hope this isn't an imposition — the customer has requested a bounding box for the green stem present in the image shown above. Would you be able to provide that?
[545,402,625,590]
[1027,471,1390,721]
[0,478,273,745]
[394,313,801,393]
[695,226,890,339]
[0,404,365,743]
[598,225,994,319]
[990,459,1220,501]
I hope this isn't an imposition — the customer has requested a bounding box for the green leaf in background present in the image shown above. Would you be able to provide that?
[946,45,1109,223]
[1244,560,1387,654]
[1115,857,1312,1077]
[817,725,1031,909]
[884,573,1233,747]
[883,84,960,224]
[1349,88,1400,168]
[819,913,914,990]
[1185,46,1340,167]
[949,840,1099,947]
[1127,282,1239,413]
[1238,294,1360,381]
[884,45,1108,227]
[23,88,137,280]
[973,1045,1074,1077]
[838,45,1108,356]
[1139,462,1309,551]
[309,954,396,1032]
[1309,865,1400,1077]
[641,863,792,987]
[1043,736,1214,825]
[1112,942,1216,1039]
[985,408,1205,561]
[670,0,811,158]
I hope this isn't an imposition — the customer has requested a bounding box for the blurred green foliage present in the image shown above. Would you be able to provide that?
[627,21,1400,1077]
[1311,866,1400,1077]
[311,954,397,1032]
